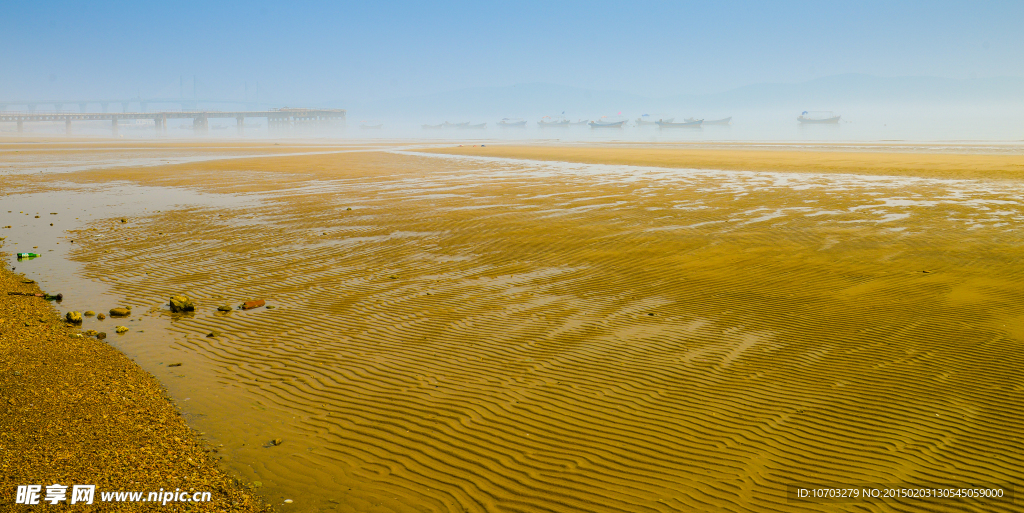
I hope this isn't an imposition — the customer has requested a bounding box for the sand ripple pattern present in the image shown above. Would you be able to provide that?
[60,151,1024,512]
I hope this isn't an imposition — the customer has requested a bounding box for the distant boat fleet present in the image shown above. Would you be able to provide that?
[371,112,845,131]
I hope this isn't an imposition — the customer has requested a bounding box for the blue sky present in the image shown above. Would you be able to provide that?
[1,1,1021,104]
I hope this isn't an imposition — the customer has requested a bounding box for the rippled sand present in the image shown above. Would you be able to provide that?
[5,144,1024,512]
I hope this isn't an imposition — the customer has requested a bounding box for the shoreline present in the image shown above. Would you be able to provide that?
[0,256,272,511]
[424,144,1024,181]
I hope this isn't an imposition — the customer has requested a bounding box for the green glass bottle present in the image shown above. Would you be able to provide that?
[16,252,40,259]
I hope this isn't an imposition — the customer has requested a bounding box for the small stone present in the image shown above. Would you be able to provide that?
[120,218,127,223]
[66,311,83,323]
[207,331,221,338]
[272,438,283,446]
[97,313,106,320]
[96,332,107,339]
[169,295,195,313]
[109,308,130,317]
[217,305,232,312]
[83,310,96,316]
[265,305,276,309]
[115,326,128,333]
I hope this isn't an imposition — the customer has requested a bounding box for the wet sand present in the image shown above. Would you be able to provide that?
[0,262,271,511]
[425,143,1024,180]
[3,141,1024,511]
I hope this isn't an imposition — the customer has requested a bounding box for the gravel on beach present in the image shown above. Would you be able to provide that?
[0,259,272,512]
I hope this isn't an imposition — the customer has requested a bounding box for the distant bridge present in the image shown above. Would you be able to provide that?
[0,98,260,113]
[0,108,346,135]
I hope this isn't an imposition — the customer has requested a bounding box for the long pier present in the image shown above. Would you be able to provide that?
[0,108,345,135]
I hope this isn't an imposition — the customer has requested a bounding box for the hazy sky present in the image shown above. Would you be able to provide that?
[1,1,1021,104]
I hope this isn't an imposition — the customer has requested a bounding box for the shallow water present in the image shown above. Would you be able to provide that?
[4,144,1024,512]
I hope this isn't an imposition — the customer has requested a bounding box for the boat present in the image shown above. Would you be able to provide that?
[797,111,840,124]
[657,119,703,128]
[569,119,590,126]
[497,118,527,127]
[538,116,569,127]
[442,121,470,128]
[686,116,731,125]
[422,123,443,129]
[589,120,625,128]
[636,115,672,126]
[459,122,487,129]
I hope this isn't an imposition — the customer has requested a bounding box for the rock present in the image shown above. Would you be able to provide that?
[265,305,276,309]
[216,305,232,312]
[97,313,106,320]
[239,299,265,310]
[272,438,283,446]
[96,332,107,339]
[168,363,182,367]
[83,310,96,316]
[65,311,83,323]
[120,218,127,223]
[109,308,130,317]
[206,331,221,338]
[169,295,195,313]
[84,330,98,336]
[115,326,128,333]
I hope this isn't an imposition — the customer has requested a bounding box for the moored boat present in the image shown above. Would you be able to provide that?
[538,116,569,127]
[657,119,703,128]
[442,121,470,128]
[797,111,840,124]
[459,122,487,129]
[568,119,590,126]
[589,120,625,128]
[636,115,672,126]
[686,116,731,125]
[497,118,527,127]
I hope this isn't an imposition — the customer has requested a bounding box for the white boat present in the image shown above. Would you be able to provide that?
[538,116,569,127]
[636,115,672,126]
[657,119,703,128]
[686,116,731,125]
[442,121,470,128]
[459,122,487,129]
[797,111,840,124]
[589,120,625,128]
[497,118,527,127]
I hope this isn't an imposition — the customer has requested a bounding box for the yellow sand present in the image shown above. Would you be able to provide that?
[5,142,1022,512]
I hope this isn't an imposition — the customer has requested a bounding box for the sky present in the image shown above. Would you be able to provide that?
[1,1,1021,105]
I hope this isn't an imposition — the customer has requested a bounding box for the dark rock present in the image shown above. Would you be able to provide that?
[109,308,130,317]
[66,311,83,323]
[169,295,195,313]
[96,332,107,339]
[216,305,232,312]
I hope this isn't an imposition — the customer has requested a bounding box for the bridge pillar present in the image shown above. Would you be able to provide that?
[79,102,88,112]
[66,117,72,135]
[236,116,244,136]
[193,116,208,135]
[17,120,24,133]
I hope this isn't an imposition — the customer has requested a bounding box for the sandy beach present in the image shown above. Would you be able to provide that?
[3,140,1023,512]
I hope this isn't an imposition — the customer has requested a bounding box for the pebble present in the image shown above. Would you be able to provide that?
[109,308,130,317]
[97,313,106,320]
[217,305,232,312]
[84,310,96,316]
[168,363,182,367]
[96,332,107,339]
[115,326,129,333]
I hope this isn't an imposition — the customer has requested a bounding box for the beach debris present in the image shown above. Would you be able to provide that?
[96,332,107,339]
[44,293,62,301]
[217,305,232,312]
[168,363,182,367]
[120,218,127,223]
[16,253,40,259]
[109,307,130,317]
[70,333,83,339]
[115,326,128,333]
[239,299,265,310]
[169,295,196,313]
[97,313,106,320]
[207,331,221,338]
[66,311,83,323]
[22,279,35,284]
[284,499,293,504]
[84,311,96,316]
[265,305,276,309]
[346,207,351,210]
